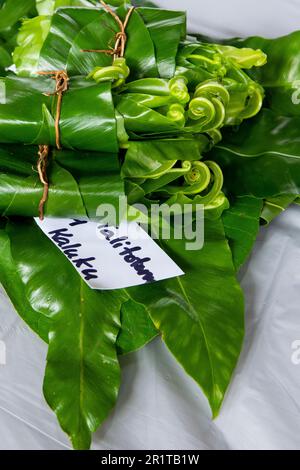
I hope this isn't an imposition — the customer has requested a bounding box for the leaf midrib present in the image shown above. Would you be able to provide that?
[175,275,216,407]
[78,278,86,441]
[215,145,300,160]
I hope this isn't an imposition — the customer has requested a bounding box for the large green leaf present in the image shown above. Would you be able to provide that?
[0,0,31,72]
[38,6,157,78]
[132,1,157,6]
[36,0,96,16]
[122,137,228,217]
[0,226,49,342]
[0,144,124,218]
[121,138,207,179]
[260,194,298,225]
[137,7,186,78]
[38,7,127,75]
[7,218,126,449]
[233,32,300,116]
[211,109,300,198]
[35,5,185,79]
[0,75,118,153]
[222,196,263,270]
[117,297,158,355]
[0,0,35,32]
[54,148,124,219]
[0,146,85,218]
[0,43,11,71]
[0,215,156,355]
[115,94,184,137]
[13,15,51,76]
[129,217,244,416]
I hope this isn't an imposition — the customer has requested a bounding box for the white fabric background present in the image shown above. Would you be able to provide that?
[0,0,300,450]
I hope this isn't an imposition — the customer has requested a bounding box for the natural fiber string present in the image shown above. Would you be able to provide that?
[82,1,134,59]
[37,144,50,220]
[36,70,69,220]
[35,0,133,219]
[37,70,69,149]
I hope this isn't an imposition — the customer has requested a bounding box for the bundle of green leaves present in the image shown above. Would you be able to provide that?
[0,0,299,449]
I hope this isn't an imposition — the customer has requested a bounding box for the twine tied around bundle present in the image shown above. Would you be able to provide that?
[35,0,133,219]
[37,144,50,221]
[36,70,69,220]
[38,70,69,150]
[82,1,134,59]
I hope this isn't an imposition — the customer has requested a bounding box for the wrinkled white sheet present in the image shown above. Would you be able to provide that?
[0,0,300,450]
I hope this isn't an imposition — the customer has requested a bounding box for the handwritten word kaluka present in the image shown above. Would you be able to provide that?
[48,219,98,281]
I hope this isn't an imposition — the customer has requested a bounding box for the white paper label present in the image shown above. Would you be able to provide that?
[35,217,184,290]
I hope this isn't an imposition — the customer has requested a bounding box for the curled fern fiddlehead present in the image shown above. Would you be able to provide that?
[168,76,190,105]
[239,83,264,120]
[167,103,186,127]
[187,80,230,132]
[151,159,224,209]
[182,160,224,205]
[194,160,224,205]
[87,58,130,88]
[183,161,211,194]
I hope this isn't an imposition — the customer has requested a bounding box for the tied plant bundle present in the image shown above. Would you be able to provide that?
[0,0,299,449]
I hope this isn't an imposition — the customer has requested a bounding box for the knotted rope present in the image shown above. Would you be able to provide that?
[37,144,50,221]
[82,1,134,59]
[38,70,69,149]
[36,70,69,220]
[35,1,133,219]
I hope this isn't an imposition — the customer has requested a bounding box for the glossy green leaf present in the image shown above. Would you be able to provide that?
[175,40,265,126]
[222,196,263,270]
[0,21,21,49]
[0,75,118,153]
[294,197,300,205]
[0,43,11,71]
[211,109,300,198]
[137,7,186,78]
[35,4,186,78]
[7,218,126,449]
[115,94,183,136]
[36,0,96,16]
[121,138,227,212]
[54,148,124,219]
[117,297,158,355]
[119,7,159,80]
[115,76,195,137]
[217,44,267,69]
[0,144,124,218]
[122,138,207,179]
[0,72,231,148]
[0,214,155,355]
[0,226,49,342]
[233,32,300,116]
[0,1,287,444]
[128,217,244,416]
[132,1,157,6]
[0,0,35,32]
[0,0,32,73]
[260,194,297,225]
[13,16,51,76]
[38,6,158,79]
